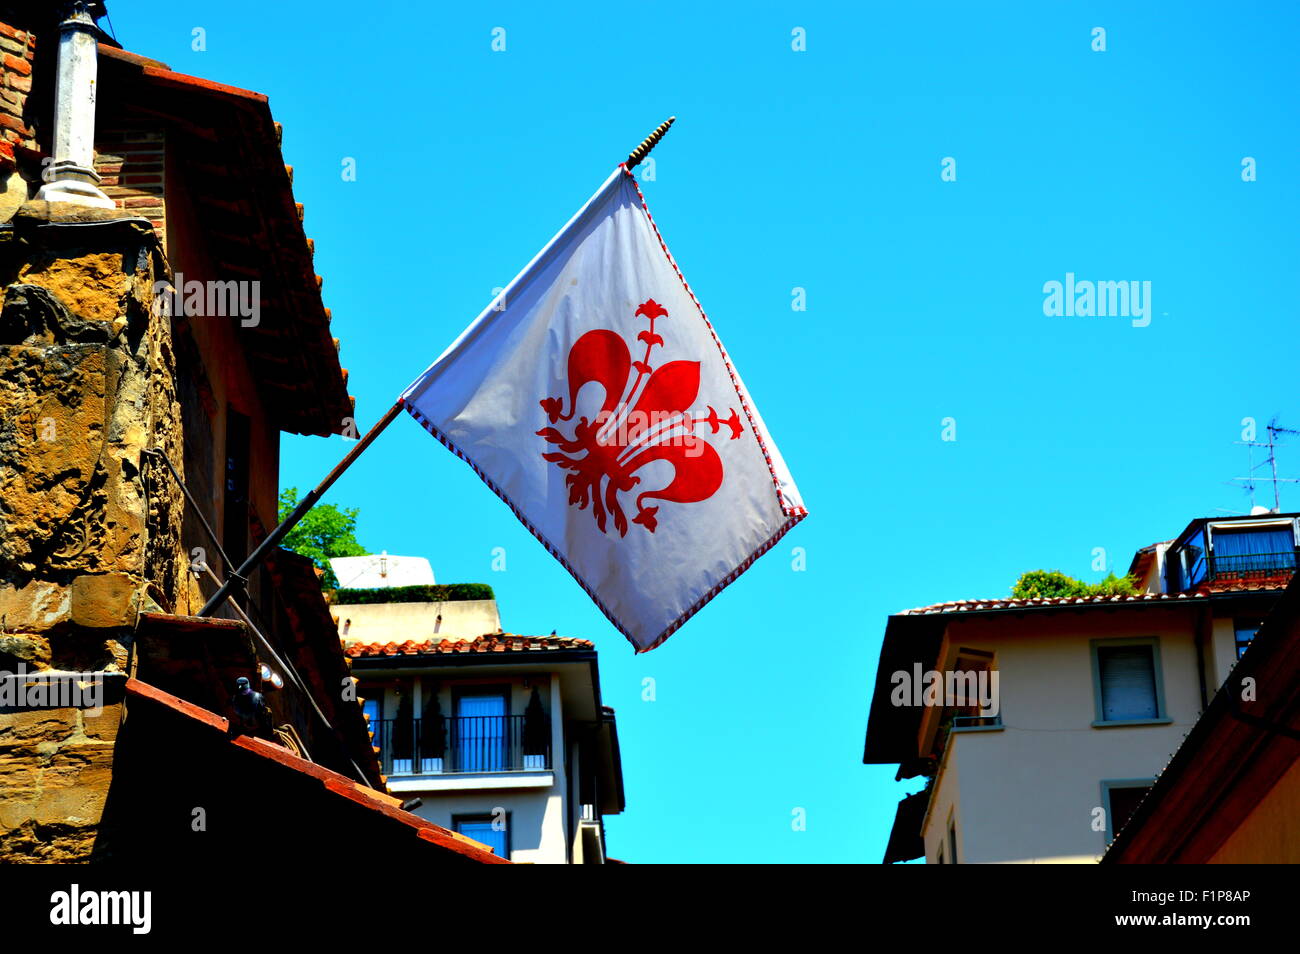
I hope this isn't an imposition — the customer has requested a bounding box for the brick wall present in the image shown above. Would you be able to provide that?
[94,127,166,247]
[0,21,168,246]
[0,19,35,177]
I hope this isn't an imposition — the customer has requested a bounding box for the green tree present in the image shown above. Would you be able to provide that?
[278,487,368,589]
[1088,572,1141,597]
[1011,569,1139,600]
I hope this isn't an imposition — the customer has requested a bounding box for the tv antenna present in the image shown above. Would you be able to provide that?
[1233,416,1300,512]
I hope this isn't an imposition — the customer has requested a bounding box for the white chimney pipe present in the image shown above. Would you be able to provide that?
[36,1,115,209]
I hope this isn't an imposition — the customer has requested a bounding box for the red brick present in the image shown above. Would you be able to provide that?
[122,196,163,209]
[5,69,30,93]
[0,22,25,44]
[0,112,29,136]
[2,53,31,76]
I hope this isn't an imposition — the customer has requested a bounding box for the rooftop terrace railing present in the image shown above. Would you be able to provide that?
[370,715,551,777]
[1206,550,1297,582]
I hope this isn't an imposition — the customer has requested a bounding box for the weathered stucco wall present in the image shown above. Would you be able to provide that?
[335,599,503,646]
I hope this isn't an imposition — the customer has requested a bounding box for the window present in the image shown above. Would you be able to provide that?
[1101,781,1153,844]
[949,649,1001,730]
[946,816,958,865]
[1211,526,1296,578]
[1169,529,1206,591]
[455,813,509,858]
[1091,639,1168,726]
[454,691,508,772]
[1234,620,1262,659]
[362,697,381,734]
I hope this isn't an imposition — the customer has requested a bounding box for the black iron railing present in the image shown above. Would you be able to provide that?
[1207,550,1297,581]
[371,715,551,777]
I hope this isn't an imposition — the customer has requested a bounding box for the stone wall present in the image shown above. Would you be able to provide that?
[0,202,184,861]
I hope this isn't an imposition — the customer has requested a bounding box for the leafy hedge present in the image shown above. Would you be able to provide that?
[333,583,496,605]
[1011,570,1139,600]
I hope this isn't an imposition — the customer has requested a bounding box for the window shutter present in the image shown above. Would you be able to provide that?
[1098,646,1158,721]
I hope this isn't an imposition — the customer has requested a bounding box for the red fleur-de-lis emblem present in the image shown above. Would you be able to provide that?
[537,299,744,536]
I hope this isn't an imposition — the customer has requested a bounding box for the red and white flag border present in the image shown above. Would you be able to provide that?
[402,164,806,653]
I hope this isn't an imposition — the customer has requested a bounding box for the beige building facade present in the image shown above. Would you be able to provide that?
[1103,571,1300,864]
[339,585,623,864]
[868,512,1298,864]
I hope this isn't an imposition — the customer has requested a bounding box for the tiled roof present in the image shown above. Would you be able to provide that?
[344,634,595,657]
[264,549,386,788]
[96,44,355,437]
[1126,540,1171,578]
[901,581,1288,616]
[125,678,507,864]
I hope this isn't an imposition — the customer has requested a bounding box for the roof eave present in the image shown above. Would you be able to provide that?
[97,45,355,437]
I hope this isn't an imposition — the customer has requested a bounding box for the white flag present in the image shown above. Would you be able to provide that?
[402,166,806,651]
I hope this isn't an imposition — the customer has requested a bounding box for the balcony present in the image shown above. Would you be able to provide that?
[1206,550,1297,583]
[371,714,551,779]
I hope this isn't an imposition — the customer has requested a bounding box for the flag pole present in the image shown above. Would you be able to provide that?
[197,401,405,617]
[626,116,675,171]
[198,116,675,619]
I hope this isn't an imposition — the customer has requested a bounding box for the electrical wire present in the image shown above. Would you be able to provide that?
[140,446,373,787]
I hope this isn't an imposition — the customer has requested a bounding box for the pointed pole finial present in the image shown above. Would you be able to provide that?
[626,116,676,171]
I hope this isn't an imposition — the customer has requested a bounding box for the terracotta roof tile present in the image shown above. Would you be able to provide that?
[901,580,1289,617]
[343,633,595,658]
[124,678,507,863]
[97,43,354,437]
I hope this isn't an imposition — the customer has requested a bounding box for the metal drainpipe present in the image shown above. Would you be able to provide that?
[1194,605,1211,712]
[35,1,115,209]
[564,730,575,863]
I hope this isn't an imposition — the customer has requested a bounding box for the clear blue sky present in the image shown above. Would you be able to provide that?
[114,2,1300,862]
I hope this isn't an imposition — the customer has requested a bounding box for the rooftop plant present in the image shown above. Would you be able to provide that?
[1011,569,1139,600]
[333,583,496,605]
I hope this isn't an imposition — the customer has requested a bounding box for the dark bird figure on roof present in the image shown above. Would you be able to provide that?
[229,676,272,737]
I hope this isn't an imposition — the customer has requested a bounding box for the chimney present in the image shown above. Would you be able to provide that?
[35,1,115,209]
